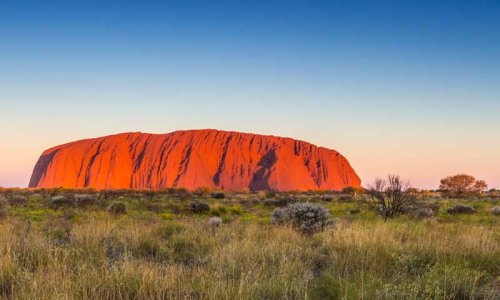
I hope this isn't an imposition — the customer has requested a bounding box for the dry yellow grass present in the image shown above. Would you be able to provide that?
[0,212,499,299]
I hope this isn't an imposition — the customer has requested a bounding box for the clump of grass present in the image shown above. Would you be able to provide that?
[153,222,185,240]
[43,219,72,245]
[107,201,128,215]
[0,198,9,220]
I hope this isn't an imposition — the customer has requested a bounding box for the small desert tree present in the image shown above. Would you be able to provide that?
[368,175,415,221]
[439,174,488,198]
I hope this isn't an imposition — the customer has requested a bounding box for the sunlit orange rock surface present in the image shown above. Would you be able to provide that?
[29,129,361,191]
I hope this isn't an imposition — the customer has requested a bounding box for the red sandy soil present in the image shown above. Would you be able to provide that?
[29,129,361,191]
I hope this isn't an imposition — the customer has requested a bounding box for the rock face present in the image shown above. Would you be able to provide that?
[29,129,361,191]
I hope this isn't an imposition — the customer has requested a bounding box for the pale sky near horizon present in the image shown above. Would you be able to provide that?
[1,0,499,189]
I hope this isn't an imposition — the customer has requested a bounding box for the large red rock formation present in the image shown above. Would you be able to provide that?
[29,129,361,191]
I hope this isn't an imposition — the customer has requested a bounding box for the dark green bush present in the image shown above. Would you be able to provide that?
[211,191,226,199]
[190,201,210,214]
[447,205,476,215]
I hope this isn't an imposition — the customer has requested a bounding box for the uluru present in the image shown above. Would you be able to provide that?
[29,129,361,191]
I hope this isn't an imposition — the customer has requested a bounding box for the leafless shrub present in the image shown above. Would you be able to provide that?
[367,175,415,221]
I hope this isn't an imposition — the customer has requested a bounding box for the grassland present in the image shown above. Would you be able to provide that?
[0,188,499,299]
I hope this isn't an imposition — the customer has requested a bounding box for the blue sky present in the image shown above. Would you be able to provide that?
[1,0,499,188]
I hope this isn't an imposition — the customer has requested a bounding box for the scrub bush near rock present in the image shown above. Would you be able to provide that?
[189,201,210,213]
[271,203,330,234]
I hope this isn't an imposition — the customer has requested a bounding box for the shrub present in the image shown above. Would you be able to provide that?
[270,207,289,224]
[412,207,436,219]
[8,194,28,206]
[367,175,415,221]
[50,195,73,209]
[239,198,260,207]
[107,201,128,215]
[271,203,330,234]
[320,195,334,202]
[190,201,210,214]
[74,194,97,207]
[446,205,477,215]
[263,197,297,207]
[211,191,225,199]
[287,203,330,234]
[491,206,500,216]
